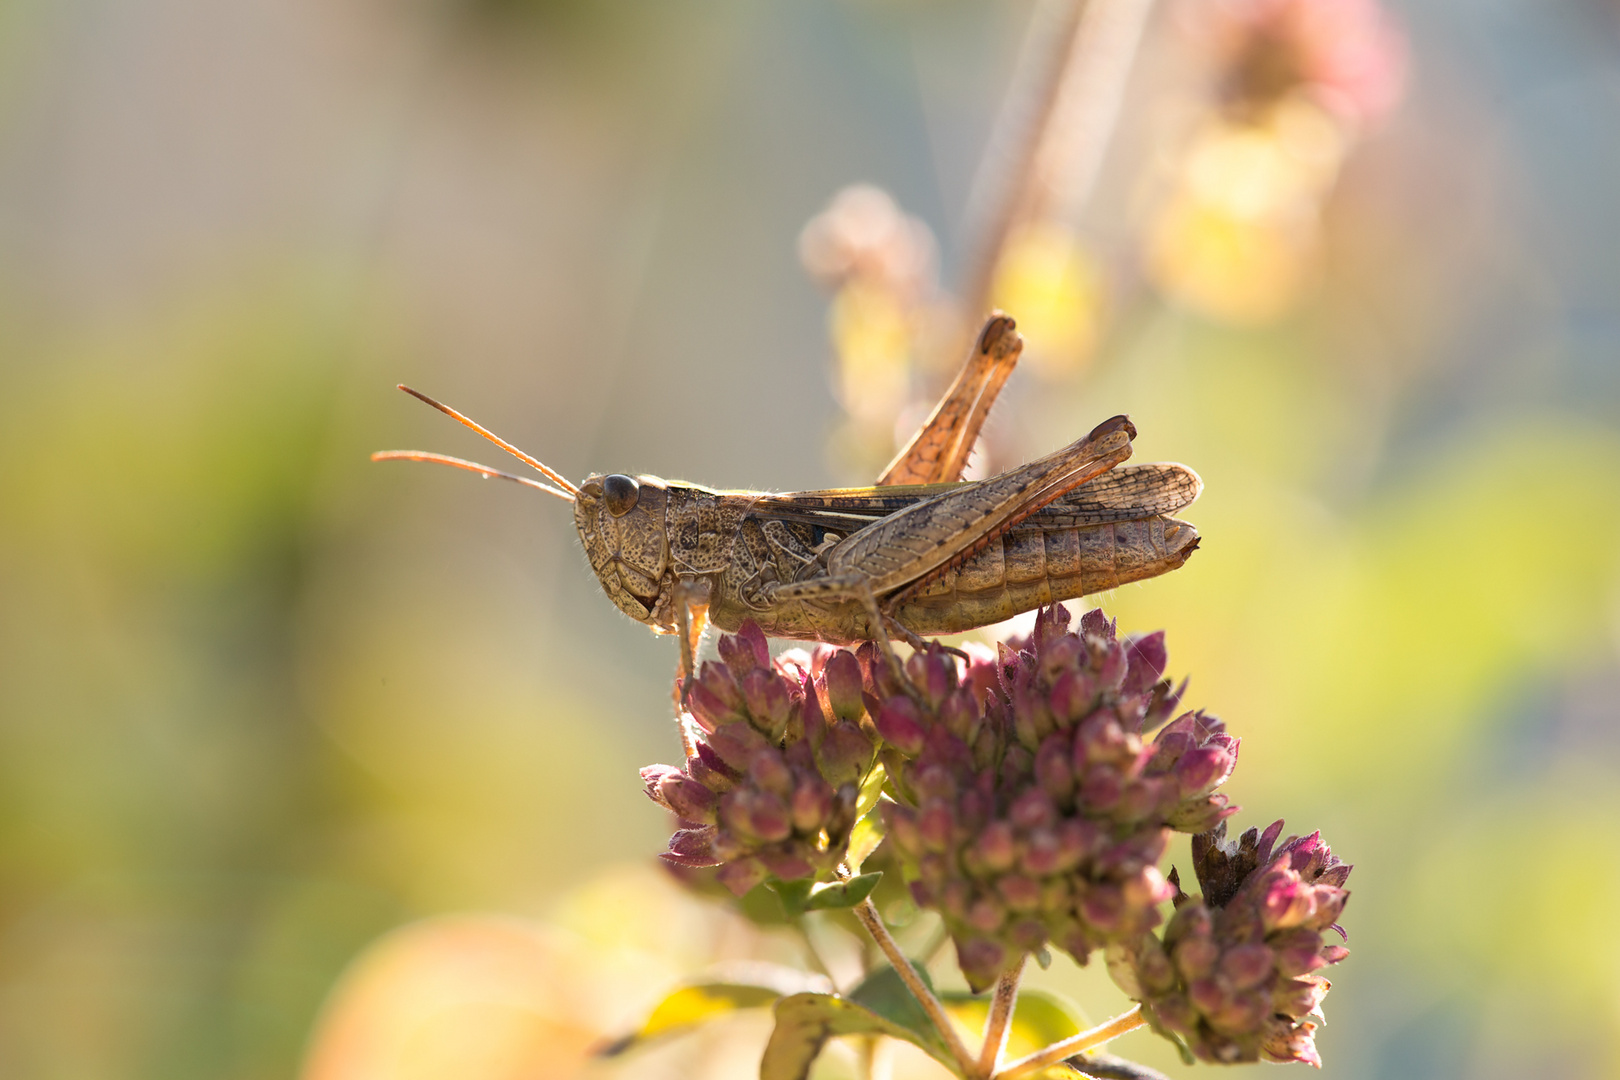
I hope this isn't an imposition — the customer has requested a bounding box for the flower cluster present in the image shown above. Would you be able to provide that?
[640,606,1354,1068]
[642,623,875,897]
[1197,0,1408,130]
[877,605,1240,990]
[1110,819,1353,1066]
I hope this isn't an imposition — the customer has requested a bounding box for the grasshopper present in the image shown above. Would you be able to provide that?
[374,315,1201,683]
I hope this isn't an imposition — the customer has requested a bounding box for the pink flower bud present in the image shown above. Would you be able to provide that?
[791,776,834,832]
[918,799,955,852]
[875,697,927,756]
[704,723,769,772]
[996,874,1042,912]
[822,650,866,721]
[1274,975,1330,1021]
[688,681,744,731]
[967,896,1006,932]
[1009,788,1057,830]
[758,851,815,881]
[1123,631,1167,695]
[1220,943,1275,990]
[746,748,794,797]
[716,858,767,896]
[1079,607,1115,640]
[973,821,1017,872]
[1173,935,1220,980]
[659,773,719,824]
[1036,733,1075,800]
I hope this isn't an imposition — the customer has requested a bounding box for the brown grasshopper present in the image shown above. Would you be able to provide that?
[374,315,1201,682]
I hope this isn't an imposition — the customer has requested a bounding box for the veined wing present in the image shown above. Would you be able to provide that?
[749,462,1201,532]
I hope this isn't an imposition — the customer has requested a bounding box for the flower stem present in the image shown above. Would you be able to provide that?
[853,898,978,1076]
[992,1005,1146,1080]
[976,962,1024,1077]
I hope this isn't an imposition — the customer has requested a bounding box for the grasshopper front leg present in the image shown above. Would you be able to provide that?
[879,313,1023,486]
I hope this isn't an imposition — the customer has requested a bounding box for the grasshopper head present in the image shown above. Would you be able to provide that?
[574,473,677,632]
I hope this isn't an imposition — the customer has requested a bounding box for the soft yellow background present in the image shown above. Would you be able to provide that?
[2,1,1618,1078]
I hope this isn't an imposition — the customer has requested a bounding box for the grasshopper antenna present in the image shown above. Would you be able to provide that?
[376,384,581,501]
[370,449,576,502]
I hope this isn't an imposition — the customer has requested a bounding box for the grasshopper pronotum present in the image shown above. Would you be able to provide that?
[375,315,1201,682]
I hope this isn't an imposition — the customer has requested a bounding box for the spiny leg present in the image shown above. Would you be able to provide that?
[672,579,711,758]
[882,614,969,662]
[878,312,1023,486]
[855,580,921,698]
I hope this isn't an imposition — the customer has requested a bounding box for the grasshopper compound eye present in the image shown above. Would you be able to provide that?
[603,474,640,517]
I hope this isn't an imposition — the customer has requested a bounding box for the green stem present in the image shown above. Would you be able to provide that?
[853,898,978,1077]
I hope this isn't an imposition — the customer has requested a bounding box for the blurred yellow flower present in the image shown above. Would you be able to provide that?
[1147,101,1347,324]
[989,221,1105,378]
[830,279,914,425]
[300,915,602,1080]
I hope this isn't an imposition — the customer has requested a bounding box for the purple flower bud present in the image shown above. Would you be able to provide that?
[688,681,745,732]
[661,826,720,867]
[758,850,816,881]
[875,696,927,756]
[967,896,1006,932]
[1009,788,1057,830]
[1174,746,1236,798]
[717,620,770,677]
[955,937,1009,994]
[747,748,794,798]
[704,722,769,772]
[973,821,1017,872]
[1259,1016,1322,1067]
[1079,607,1116,640]
[1274,975,1330,1020]
[1123,632,1168,695]
[918,799,955,852]
[686,746,738,793]
[1048,670,1098,725]
[939,691,980,743]
[822,650,866,721]
[1220,943,1275,990]
[700,660,744,709]
[1039,634,1084,681]
[715,858,767,896]
[905,649,956,710]
[659,773,719,824]
[1036,733,1075,801]
[791,776,834,832]
[1010,827,1050,874]
[740,669,793,739]
[1095,639,1128,694]
[722,788,792,842]
[1173,935,1220,980]
[997,874,1042,912]
[640,764,681,803]
[814,721,872,787]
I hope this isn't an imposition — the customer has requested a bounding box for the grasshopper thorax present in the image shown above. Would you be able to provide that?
[574,473,676,632]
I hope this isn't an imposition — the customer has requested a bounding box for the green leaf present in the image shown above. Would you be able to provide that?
[846,804,887,871]
[856,765,887,817]
[595,981,786,1057]
[847,961,939,1046]
[768,878,816,917]
[803,872,882,911]
[943,988,1088,1060]
[761,992,956,1080]
[856,762,889,817]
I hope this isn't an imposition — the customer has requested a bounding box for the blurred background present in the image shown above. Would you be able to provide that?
[2,0,1619,1077]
